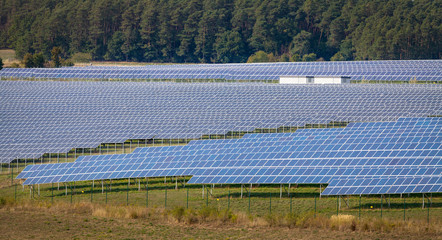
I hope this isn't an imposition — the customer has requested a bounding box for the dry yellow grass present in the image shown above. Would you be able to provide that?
[330,214,356,231]
[1,198,441,238]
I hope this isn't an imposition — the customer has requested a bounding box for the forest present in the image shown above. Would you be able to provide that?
[0,0,440,63]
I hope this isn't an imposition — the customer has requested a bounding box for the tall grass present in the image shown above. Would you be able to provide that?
[1,198,440,235]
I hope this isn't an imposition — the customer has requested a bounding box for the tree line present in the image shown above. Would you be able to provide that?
[0,0,440,64]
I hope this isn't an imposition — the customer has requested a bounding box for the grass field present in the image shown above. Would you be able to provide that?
[1,165,441,239]
[4,205,437,240]
[1,130,441,239]
[0,49,19,67]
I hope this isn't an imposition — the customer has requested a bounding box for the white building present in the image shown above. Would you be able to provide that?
[279,76,351,84]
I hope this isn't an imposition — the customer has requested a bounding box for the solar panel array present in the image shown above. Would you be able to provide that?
[2,81,441,163]
[16,117,442,196]
[1,60,441,81]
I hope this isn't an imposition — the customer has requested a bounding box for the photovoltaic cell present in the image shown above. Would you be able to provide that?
[1,82,441,163]
[16,117,442,196]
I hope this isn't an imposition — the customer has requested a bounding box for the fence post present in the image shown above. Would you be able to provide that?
[165,185,168,208]
[380,195,383,218]
[146,178,149,207]
[269,192,272,214]
[206,187,208,207]
[314,195,317,218]
[403,197,405,221]
[248,189,251,214]
[427,198,430,225]
[51,183,54,204]
[186,187,189,209]
[228,189,230,210]
[290,194,292,214]
[91,182,93,203]
[359,195,361,219]
[127,178,129,206]
[337,196,339,216]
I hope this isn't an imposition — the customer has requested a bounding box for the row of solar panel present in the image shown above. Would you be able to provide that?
[16,117,441,196]
[2,81,441,163]
[1,60,441,81]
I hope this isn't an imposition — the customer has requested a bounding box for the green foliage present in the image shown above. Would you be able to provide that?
[247,51,270,63]
[62,59,74,67]
[290,31,312,57]
[302,53,317,62]
[170,207,186,222]
[71,52,92,63]
[105,31,125,61]
[0,197,6,207]
[0,0,440,63]
[279,54,290,62]
[10,63,21,68]
[22,51,53,68]
[291,54,301,62]
[23,53,35,68]
[330,52,344,61]
[51,47,62,68]
[214,30,247,63]
[33,53,46,68]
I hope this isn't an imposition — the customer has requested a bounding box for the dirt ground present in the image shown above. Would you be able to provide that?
[0,207,439,240]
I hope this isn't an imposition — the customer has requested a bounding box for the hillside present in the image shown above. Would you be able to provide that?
[0,0,440,63]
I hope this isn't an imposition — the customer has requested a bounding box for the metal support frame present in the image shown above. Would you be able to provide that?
[336,196,339,215]
[127,178,129,206]
[248,186,251,214]
[341,195,350,208]
[269,192,272,214]
[228,189,230,210]
[165,185,167,208]
[381,195,383,218]
[422,193,432,209]
[290,194,292,214]
[314,195,317,218]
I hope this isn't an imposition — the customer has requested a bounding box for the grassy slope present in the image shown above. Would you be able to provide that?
[1,166,441,239]
[0,49,19,67]
[0,203,439,240]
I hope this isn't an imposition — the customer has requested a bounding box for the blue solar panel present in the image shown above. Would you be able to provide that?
[1,60,441,82]
[16,117,442,196]
[2,81,441,163]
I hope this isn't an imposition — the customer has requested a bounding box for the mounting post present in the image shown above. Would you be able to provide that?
[248,187,251,214]
[314,195,317,218]
[146,178,149,207]
[336,196,339,216]
[228,189,230,210]
[127,178,129,206]
[165,185,168,208]
[105,181,108,204]
[290,194,292,214]
[269,192,272,214]
[91,182,93,203]
[403,197,405,221]
[381,195,383,218]
[427,197,430,225]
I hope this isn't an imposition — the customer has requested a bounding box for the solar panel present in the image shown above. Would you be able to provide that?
[1,81,441,163]
[1,60,441,82]
[16,117,442,196]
